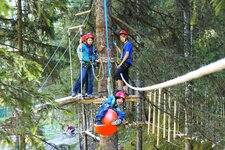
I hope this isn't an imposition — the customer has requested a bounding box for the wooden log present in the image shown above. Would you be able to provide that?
[83,131,100,141]
[34,95,138,112]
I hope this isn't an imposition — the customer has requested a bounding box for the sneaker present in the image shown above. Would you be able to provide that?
[94,120,104,126]
[111,119,122,126]
[86,94,95,98]
[72,92,76,97]
[72,93,82,98]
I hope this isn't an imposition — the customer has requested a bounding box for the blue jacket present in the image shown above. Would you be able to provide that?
[81,44,95,64]
[95,96,126,121]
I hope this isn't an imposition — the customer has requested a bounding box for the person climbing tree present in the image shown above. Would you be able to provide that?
[72,33,100,98]
[94,91,129,128]
[114,30,133,95]
[77,35,88,96]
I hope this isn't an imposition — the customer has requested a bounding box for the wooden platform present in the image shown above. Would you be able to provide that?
[35,95,138,112]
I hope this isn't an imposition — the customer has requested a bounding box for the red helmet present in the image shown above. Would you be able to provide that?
[86,33,94,39]
[81,35,86,42]
[119,30,128,35]
[115,91,126,100]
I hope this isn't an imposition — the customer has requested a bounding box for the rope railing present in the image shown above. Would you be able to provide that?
[121,58,225,91]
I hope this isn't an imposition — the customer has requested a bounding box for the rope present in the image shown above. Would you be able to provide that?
[103,0,112,96]
[40,0,88,76]
[121,57,225,91]
[91,61,104,81]
[38,2,95,92]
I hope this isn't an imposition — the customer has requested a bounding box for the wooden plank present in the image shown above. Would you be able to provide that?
[75,10,91,16]
[35,95,138,112]
[68,25,84,32]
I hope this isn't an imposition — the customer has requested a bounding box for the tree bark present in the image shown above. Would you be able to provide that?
[96,0,113,97]
[183,1,193,149]
[17,0,23,54]
[136,73,142,150]
[96,0,118,149]
[100,133,118,150]
[82,104,87,150]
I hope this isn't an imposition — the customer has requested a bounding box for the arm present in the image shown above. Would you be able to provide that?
[118,51,129,68]
[122,119,129,129]
[115,45,122,54]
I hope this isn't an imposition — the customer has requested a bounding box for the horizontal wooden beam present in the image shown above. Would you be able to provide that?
[82,131,100,141]
[68,25,84,32]
[34,95,138,112]
[75,10,91,16]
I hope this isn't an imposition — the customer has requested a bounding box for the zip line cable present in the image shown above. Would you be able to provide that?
[121,58,225,91]
[38,2,95,92]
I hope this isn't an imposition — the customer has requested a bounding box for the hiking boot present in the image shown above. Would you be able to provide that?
[94,120,104,126]
[111,119,122,126]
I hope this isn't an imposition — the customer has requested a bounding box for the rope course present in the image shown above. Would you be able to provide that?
[38,1,96,92]
[121,57,225,91]
[40,0,88,76]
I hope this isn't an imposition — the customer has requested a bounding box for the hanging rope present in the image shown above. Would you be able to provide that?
[121,57,225,91]
[38,1,95,92]
[91,61,104,81]
[104,0,112,96]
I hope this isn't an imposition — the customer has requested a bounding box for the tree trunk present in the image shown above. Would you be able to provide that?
[96,0,118,149]
[96,0,113,97]
[183,1,193,149]
[17,0,23,54]
[82,104,87,150]
[136,73,142,150]
[100,133,118,150]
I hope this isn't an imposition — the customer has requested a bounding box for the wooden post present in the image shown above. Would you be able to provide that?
[168,91,171,142]
[136,73,142,150]
[173,100,176,140]
[152,90,156,134]
[82,104,87,150]
[148,92,152,135]
[163,93,166,138]
[157,88,161,146]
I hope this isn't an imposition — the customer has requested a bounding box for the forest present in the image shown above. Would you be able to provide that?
[0,0,225,150]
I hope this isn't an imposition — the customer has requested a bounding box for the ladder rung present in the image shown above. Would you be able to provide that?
[75,10,91,16]
[68,25,84,32]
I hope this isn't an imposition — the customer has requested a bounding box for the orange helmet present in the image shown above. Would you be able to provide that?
[81,35,86,42]
[86,33,94,39]
[115,91,126,100]
[119,30,128,35]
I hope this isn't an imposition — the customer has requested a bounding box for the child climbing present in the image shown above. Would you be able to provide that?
[72,33,100,98]
[94,91,128,128]
[114,30,133,95]
[77,35,88,96]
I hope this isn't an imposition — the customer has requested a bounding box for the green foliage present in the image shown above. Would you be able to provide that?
[0,0,10,16]
[211,0,225,15]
